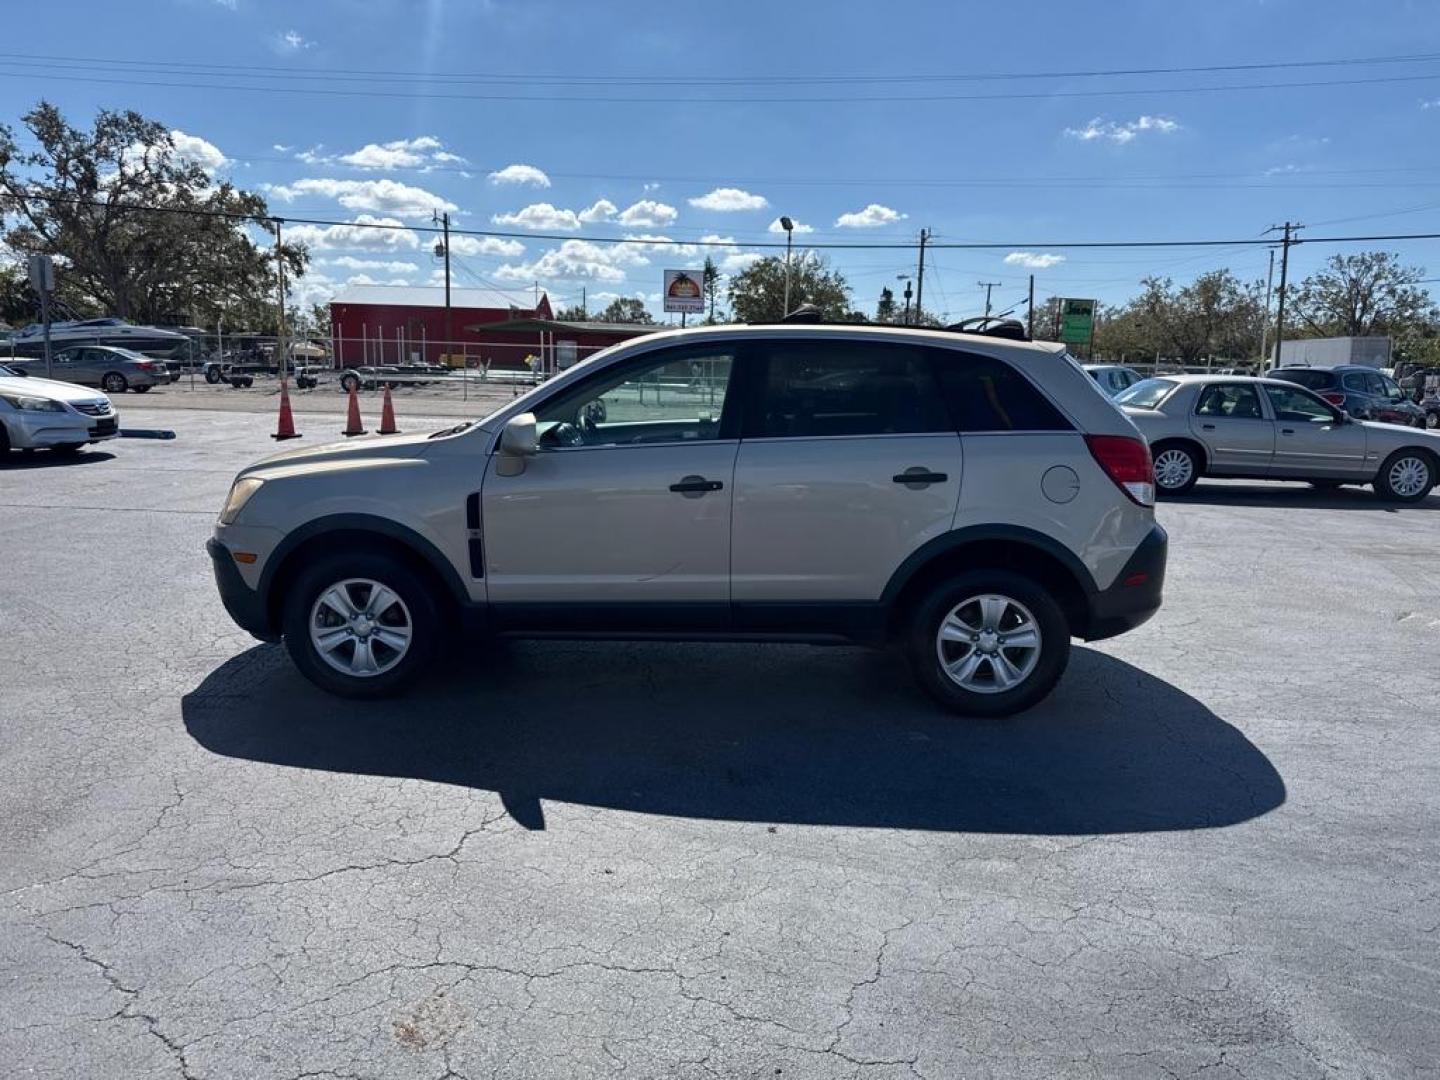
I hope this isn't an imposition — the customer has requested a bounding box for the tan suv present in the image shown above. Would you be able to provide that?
[209,324,1167,716]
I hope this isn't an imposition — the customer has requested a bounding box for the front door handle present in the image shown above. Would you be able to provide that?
[1280,428,1296,435]
[1201,423,1216,430]
[669,475,723,495]
[893,467,949,487]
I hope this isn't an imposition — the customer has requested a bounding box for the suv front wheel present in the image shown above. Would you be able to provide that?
[282,551,440,698]
[906,570,1070,718]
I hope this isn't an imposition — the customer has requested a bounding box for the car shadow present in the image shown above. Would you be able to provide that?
[184,642,1285,834]
[1177,481,1440,511]
[0,449,117,469]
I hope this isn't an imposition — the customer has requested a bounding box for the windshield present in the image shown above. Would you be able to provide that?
[1115,378,1179,409]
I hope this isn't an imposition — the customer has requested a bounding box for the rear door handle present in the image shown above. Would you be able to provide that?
[1201,423,1216,431]
[1280,428,1296,435]
[893,468,948,487]
[669,475,723,494]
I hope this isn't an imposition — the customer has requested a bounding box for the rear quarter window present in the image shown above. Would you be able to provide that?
[932,350,1072,432]
[1114,378,1178,409]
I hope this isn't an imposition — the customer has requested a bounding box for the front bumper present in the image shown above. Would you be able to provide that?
[2,410,119,448]
[207,538,280,642]
[1083,522,1167,641]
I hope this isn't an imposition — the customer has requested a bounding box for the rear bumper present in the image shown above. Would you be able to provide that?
[207,538,280,642]
[1082,522,1167,641]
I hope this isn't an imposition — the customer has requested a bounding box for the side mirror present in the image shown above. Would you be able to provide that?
[495,412,536,476]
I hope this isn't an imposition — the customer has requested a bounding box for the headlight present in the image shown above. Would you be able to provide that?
[0,392,65,412]
[219,477,264,524]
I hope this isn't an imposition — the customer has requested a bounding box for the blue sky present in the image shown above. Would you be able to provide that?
[7,0,1440,321]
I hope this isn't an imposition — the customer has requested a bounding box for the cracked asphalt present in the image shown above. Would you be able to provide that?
[2,408,1438,1079]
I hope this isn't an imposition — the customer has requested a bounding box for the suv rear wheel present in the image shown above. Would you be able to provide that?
[281,551,440,698]
[906,570,1070,718]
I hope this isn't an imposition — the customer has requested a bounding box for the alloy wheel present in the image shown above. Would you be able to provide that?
[935,594,1042,695]
[1153,448,1194,490]
[1387,455,1431,499]
[309,578,414,677]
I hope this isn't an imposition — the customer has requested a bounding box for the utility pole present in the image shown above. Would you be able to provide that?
[274,218,288,382]
[433,209,452,363]
[1258,247,1275,370]
[581,286,587,319]
[1269,221,1302,372]
[1027,274,1036,338]
[978,280,1001,320]
[914,229,929,325]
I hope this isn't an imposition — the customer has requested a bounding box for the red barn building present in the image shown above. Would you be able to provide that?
[328,284,555,370]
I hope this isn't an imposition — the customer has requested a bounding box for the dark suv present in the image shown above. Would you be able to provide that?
[1270,365,1426,427]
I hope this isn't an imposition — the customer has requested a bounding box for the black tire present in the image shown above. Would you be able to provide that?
[905,569,1071,718]
[205,366,223,385]
[0,423,10,455]
[1373,448,1437,503]
[101,372,128,394]
[132,384,152,394]
[1151,441,1201,497]
[1426,412,1439,430]
[340,372,361,393]
[281,550,441,698]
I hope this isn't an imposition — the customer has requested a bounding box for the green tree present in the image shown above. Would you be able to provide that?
[1100,271,1264,364]
[876,286,897,323]
[0,102,305,328]
[0,261,35,325]
[701,256,723,323]
[727,252,852,323]
[553,303,588,321]
[596,297,654,324]
[1290,251,1437,338]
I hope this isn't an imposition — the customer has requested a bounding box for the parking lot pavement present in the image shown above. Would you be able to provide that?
[3,411,1438,1079]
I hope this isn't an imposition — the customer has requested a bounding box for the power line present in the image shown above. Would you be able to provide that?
[3,49,1438,85]
[2,67,1438,105]
[7,192,1440,253]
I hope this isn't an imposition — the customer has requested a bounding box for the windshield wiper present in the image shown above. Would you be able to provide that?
[429,421,474,439]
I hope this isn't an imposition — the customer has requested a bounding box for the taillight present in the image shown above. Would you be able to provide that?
[1320,391,1345,406]
[1085,434,1155,507]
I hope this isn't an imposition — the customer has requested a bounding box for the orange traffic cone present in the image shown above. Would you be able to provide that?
[342,384,367,437]
[378,385,400,435]
[271,379,301,441]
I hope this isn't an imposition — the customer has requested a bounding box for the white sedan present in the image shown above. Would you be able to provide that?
[0,364,119,454]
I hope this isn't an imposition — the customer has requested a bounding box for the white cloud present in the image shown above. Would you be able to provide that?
[495,239,637,283]
[491,203,582,231]
[285,214,421,252]
[324,256,420,273]
[447,235,525,257]
[295,145,328,165]
[767,217,814,234]
[213,0,237,9]
[169,130,229,173]
[624,234,699,257]
[431,151,466,164]
[577,198,618,223]
[616,199,678,228]
[1064,115,1180,144]
[721,251,764,273]
[338,136,443,170]
[1003,251,1066,270]
[275,29,315,52]
[835,203,906,229]
[272,143,292,153]
[688,187,769,212]
[643,182,661,192]
[1423,98,1440,110]
[265,177,455,218]
[487,163,551,187]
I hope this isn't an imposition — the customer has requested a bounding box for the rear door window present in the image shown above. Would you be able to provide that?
[745,341,950,438]
[933,351,1072,432]
[1342,372,1371,393]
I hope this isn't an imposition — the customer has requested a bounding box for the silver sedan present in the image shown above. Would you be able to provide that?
[5,346,169,394]
[1118,374,1440,502]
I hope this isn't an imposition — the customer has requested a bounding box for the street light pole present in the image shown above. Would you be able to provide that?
[978,280,1001,320]
[780,216,795,317]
